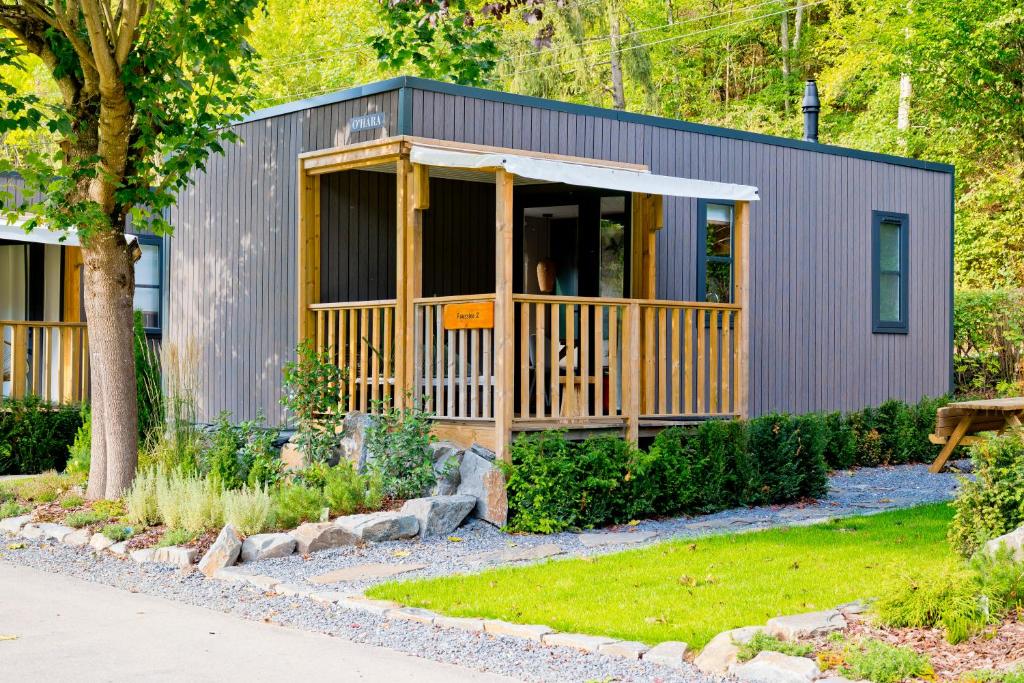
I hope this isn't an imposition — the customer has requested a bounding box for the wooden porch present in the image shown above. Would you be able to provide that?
[297,136,752,459]
[2,320,90,404]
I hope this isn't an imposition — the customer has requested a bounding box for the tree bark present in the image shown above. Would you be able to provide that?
[897,1,913,147]
[781,7,791,113]
[608,3,626,110]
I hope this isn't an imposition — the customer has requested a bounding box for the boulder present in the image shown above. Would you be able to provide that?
[334,511,419,542]
[598,640,650,660]
[456,445,508,526]
[63,528,91,547]
[279,440,305,472]
[430,442,464,496]
[985,524,1024,562]
[730,651,820,683]
[643,641,689,668]
[109,541,129,555]
[290,522,359,554]
[401,495,476,537]
[152,545,197,568]
[766,610,846,641]
[693,626,763,674]
[22,522,73,542]
[337,411,377,472]
[0,514,33,534]
[198,525,243,578]
[240,533,297,562]
[89,533,115,552]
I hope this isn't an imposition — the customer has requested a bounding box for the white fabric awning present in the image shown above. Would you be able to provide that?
[0,221,80,246]
[409,146,760,202]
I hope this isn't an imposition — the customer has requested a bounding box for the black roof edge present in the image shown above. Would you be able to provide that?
[223,75,960,175]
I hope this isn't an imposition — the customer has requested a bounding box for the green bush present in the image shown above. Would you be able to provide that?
[222,487,273,535]
[134,311,165,444]
[271,484,326,529]
[202,413,283,491]
[101,523,134,542]
[64,509,106,529]
[503,431,580,533]
[91,498,125,520]
[280,340,347,465]
[821,411,857,469]
[874,567,990,644]
[323,461,384,516]
[157,528,197,548]
[124,468,160,526]
[648,420,747,515]
[0,396,83,475]
[60,494,85,509]
[64,405,91,477]
[736,632,813,662]
[949,433,1024,557]
[366,402,437,500]
[0,500,27,518]
[744,413,827,504]
[962,668,1024,683]
[204,413,246,490]
[839,639,933,683]
[152,469,223,534]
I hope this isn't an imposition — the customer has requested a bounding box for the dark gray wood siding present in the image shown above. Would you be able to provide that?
[167,91,398,423]
[422,177,496,297]
[407,87,953,417]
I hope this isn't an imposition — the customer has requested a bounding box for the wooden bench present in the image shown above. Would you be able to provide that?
[929,398,1024,473]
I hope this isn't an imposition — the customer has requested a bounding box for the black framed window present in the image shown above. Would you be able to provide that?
[697,200,734,303]
[872,210,909,334]
[133,235,162,333]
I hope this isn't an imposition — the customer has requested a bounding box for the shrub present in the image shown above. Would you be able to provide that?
[222,487,273,536]
[124,468,160,526]
[139,341,202,474]
[0,396,82,475]
[14,470,78,502]
[280,340,346,465]
[874,567,991,644]
[204,412,246,490]
[648,422,746,515]
[366,402,437,500]
[157,528,197,548]
[503,431,579,533]
[134,311,165,444]
[60,494,85,509]
[737,632,813,662]
[64,509,106,529]
[91,498,125,520]
[839,639,933,683]
[152,469,223,534]
[323,461,384,516]
[954,289,1024,396]
[962,668,1024,683]
[64,405,91,477]
[744,414,827,504]
[949,433,1024,557]
[101,523,134,542]
[243,425,283,489]
[0,500,27,518]
[271,484,326,529]
[821,411,857,469]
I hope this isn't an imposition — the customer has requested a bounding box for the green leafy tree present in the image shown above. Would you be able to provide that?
[0,0,265,498]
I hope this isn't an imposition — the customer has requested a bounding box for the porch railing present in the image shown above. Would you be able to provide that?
[413,294,496,420]
[1,321,89,404]
[310,300,396,413]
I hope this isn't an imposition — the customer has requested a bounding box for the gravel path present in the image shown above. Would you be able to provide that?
[0,462,964,683]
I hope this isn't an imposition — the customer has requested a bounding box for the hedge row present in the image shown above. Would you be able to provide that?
[502,396,948,533]
[0,395,83,475]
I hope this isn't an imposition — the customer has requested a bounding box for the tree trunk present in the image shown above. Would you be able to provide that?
[897,1,913,147]
[794,0,803,52]
[781,5,791,114]
[82,229,139,499]
[608,4,626,110]
[665,0,674,24]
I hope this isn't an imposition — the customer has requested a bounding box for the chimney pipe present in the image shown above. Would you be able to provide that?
[802,80,821,143]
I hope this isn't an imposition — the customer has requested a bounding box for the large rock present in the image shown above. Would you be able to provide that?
[334,511,419,542]
[290,522,359,554]
[0,515,33,534]
[198,525,243,578]
[22,522,73,542]
[430,442,464,496]
[643,641,689,668]
[985,525,1024,562]
[730,651,820,683]
[401,495,476,537]
[693,626,763,674]
[89,533,115,552]
[152,545,198,568]
[63,528,91,547]
[766,610,846,640]
[240,533,297,562]
[337,411,377,472]
[456,445,508,526]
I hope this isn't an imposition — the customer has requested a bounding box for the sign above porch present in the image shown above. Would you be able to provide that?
[409,145,760,202]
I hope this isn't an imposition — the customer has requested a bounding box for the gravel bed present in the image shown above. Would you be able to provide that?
[0,461,965,682]
[0,539,709,682]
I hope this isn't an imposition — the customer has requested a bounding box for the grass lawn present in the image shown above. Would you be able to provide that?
[368,504,957,650]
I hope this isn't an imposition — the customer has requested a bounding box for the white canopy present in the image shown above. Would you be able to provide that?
[409,146,760,202]
[0,221,80,246]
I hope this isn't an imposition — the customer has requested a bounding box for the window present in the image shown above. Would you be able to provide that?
[697,200,734,303]
[872,211,909,334]
[133,236,162,333]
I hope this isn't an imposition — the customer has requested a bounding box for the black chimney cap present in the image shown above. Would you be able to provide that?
[802,80,820,113]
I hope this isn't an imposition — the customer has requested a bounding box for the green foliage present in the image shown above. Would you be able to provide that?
[954,290,1024,396]
[101,524,134,542]
[874,567,990,644]
[201,412,283,491]
[243,427,284,489]
[744,413,828,504]
[134,311,164,444]
[962,668,1024,683]
[222,487,274,536]
[14,470,80,502]
[371,0,498,86]
[64,404,91,478]
[502,431,580,533]
[845,396,947,468]
[838,639,933,683]
[736,631,813,662]
[0,500,27,518]
[323,461,385,516]
[949,433,1024,557]
[204,413,246,490]
[154,471,223,535]
[124,468,161,526]
[0,396,82,475]
[64,509,106,529]
[91,498,125,520]
[821,411,857,469]
[280,341,346,465]
[59,494,85,509]
[157,528,198,548]
[139,342,203,475]
[366,401,437,500]
[271,484,326,529]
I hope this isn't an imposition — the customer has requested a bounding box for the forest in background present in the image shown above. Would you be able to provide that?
[1,0,1020,290]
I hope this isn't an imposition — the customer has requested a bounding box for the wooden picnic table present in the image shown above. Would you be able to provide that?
[929,397,1024,473]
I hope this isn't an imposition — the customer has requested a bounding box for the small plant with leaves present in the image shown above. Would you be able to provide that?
[281,341,347,465]
[101,524,134,542]
[366,399,436,500]
[60,494,85,509]
[124,468,161,526]
[271,484,327,529]
[64,405,91,478]
[323,461,385,516]
[736,631,814,662]
[838,639,933,683]
[157,528,198,548]
[91,499,126,520]
[0,500,28,518]
[64,509,106,528]
[222,487,273,536]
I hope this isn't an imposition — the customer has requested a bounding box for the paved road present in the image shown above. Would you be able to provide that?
[0,562,515,683]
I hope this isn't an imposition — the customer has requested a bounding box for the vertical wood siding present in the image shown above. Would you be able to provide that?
[422,177,496,297]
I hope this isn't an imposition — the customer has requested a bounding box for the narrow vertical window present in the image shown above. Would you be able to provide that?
[133,236,163,333]
[697,200,734,303]
[872,211,909,333]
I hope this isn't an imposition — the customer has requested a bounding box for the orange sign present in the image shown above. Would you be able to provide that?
[443,302,495,330]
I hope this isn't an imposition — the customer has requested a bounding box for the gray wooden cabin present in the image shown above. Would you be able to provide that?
[166,76,953,456]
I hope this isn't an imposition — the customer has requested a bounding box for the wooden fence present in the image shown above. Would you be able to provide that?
[1,321,89,404]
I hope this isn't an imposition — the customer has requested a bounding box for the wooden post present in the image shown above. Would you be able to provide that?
[624,302,642,444]
[62,246,83,323]
[394,158,410,407]
[493,170,515,462]
[296,162,321,346]
[733,200,751,418]
[630,193,659,299]
[404,159,425,407]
